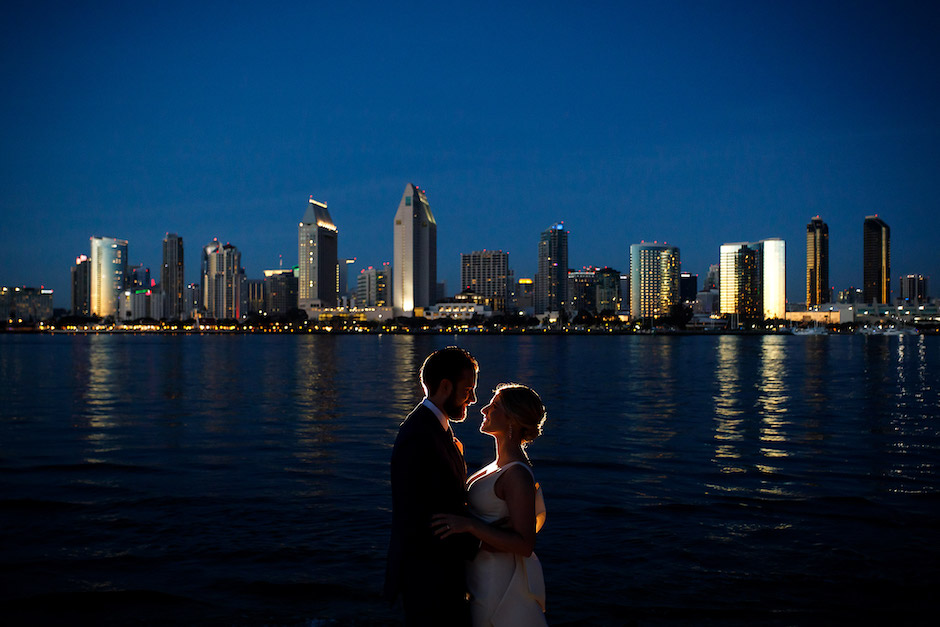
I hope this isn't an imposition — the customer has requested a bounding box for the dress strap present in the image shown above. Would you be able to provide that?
[498,460,534,477]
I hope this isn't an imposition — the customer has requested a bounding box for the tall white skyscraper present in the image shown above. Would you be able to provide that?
[89,236,128,318]
[719,238,786,321]
[298,196,338,311]
[393,183,437,316]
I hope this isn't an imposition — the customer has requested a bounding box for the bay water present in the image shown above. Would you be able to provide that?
[1,333,938,625]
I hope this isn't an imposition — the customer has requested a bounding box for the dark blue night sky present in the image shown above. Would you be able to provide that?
[2,1,938,307]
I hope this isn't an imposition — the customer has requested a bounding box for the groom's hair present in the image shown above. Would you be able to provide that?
[420,346,478,395]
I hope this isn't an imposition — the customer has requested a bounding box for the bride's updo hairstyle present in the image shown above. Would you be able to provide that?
[495,383,547,445]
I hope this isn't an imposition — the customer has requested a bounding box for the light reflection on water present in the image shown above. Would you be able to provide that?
[1,333,939,624]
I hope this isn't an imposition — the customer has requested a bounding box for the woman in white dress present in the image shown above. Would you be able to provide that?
[433,383,548,627]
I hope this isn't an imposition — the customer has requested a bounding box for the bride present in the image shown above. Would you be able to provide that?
[433,383,548,627]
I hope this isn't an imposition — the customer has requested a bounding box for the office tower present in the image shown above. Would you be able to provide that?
[202,239,242,319]
[461,250,510,313]
[393,183,437,315]
[594,267,621,314]
[338,258,356,301]
[761,238,786,319]
[1,286,54,323]
[806,216,829,306]
[71,254,91,316]
[719,243,760,320]
[567,268,597,313]
[127,264,151,290]
[162,233,185,320]
[357,264,391,307]
[863,215,890,304]
[89,236,128,318]
[263,267,298,316]
[535,222,568,314]
[679,272,698,304]
[704,264,720,291]
[514,278,534,312]
[899,274,928,305]
[245,279,265,316]
[629,243,680,319]
[184,283,199,319]
[719,238,786,321]
[298,196,339,310]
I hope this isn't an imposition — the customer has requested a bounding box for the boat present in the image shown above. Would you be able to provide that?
[791,324,828,335]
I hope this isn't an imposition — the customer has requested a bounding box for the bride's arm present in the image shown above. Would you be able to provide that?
[431,466,537,557]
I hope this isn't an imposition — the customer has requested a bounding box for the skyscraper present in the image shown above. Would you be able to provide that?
[202,239,242,319]
[629,243,680,319]
[89,236,128,318]
[357,264,391,308]
[594,267,621,314]
[461,250,510,313]
[263,267,298,317]
[71,254,90,316]
[863,215,890,304]
[299,196,339,311]
[535,222,568,314]
[162,233,185,320]
[719,238,786,321]
[899,274,927,305]
[567,268,597,313]
[806,216,829,306]
[393,183,437,315]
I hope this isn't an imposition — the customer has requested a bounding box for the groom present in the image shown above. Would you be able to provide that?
[385,346,480,626]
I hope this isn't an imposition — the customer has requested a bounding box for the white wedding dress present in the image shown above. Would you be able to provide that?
[466,461,547,627]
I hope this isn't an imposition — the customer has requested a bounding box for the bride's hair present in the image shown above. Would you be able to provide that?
[495,383,547,445]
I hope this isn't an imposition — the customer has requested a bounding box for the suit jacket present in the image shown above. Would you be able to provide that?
[384,403,478,620]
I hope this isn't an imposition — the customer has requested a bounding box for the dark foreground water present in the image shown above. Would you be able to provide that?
[1,333,939,626]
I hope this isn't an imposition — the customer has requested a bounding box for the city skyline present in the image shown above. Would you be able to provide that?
[2,3,938,307]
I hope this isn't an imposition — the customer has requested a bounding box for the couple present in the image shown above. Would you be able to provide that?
[384,346,548,627]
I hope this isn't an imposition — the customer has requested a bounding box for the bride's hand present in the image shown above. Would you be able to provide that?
[431,513,474,538]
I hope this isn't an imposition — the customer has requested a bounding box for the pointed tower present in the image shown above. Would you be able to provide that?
[392,183,437,316]
[298,196,339,311]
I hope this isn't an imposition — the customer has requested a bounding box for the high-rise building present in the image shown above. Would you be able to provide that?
[202,239,242,319]
[245,279,264,316]
[1,286,54,322]
[263,267,298,316]
[357,264,391,308]
[535,222,568,314]
[393,183,437,316]
[126,264,151,290]
[71,254,91,316]
[719,238,786,321]
[338,258,356,303]
[679,272,698,304]
[298,196,339,311]
[863,215,890,304]
[162,233,185,320]
[461,250,510,314]
[629,243,680,319]
[899,274,928,305]
[704,264,720,291]
[806,216,829,306]
[567,268,597,313]
[594,267,621,314]
[513,278,534,312]
[89,236,128,318]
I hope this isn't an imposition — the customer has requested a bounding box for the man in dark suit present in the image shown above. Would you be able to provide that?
[385,346,480,626]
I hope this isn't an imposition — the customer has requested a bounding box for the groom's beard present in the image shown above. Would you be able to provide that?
[443,389,466,422]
